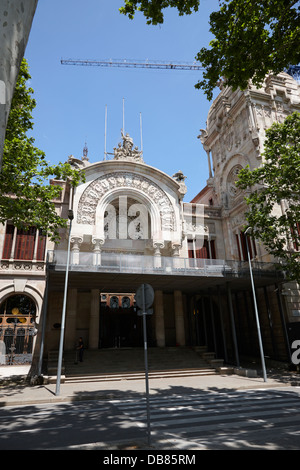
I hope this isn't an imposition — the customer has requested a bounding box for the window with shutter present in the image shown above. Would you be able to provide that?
[36,232,46,260]
[14,227,36,260]
[2,224,14,259]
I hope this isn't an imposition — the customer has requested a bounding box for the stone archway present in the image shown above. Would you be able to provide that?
[0,293,37,364]
[77,171,176,238]
[102,195,152,241]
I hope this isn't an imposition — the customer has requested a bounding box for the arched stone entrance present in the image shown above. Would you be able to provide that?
[0,294,37,364]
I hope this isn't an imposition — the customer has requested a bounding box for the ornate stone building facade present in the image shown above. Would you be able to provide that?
[194,71,300,362]
[0,71,299,372]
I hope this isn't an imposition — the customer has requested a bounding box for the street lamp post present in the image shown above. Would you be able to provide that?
[244,227,267,382]
[55,209,74,396]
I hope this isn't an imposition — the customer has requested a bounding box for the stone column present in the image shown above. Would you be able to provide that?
[70,236,83,265]
[92,238,105,266]
[65,288,77,350]
[153,241,164,268]
[227,282,240,366]
[154,290,165,347]
[171,242,182,269]
[174,290,185,346]
[89,289,100,349]
[206,149,213,179]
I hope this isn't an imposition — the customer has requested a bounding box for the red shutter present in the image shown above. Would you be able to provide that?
[14,227,36,260]
[36,233,46,260]
[291,223,300,251]
[240,231,250,261]
[2,224,14,259]
[195,240,208,259]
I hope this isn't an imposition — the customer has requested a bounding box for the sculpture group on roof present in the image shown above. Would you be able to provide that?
[113,130,143,162]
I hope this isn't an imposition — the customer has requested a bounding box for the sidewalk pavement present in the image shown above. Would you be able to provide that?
[1,364,300,408]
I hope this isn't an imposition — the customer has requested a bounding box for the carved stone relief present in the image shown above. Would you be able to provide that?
[254,103,274,129]
[226,164,243,199]
[231,213,246,229]
[77,171,176,231]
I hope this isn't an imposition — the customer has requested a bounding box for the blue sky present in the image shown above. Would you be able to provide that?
[25,0,221,201]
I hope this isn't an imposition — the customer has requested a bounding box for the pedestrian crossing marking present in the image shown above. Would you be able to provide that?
[111,389,300,441]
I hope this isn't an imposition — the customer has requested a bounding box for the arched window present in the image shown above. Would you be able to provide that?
[0,295,37,356]
[110,296,119,309]
[122,296,131,309]
[104,197,151,240]
[0,294,36,320]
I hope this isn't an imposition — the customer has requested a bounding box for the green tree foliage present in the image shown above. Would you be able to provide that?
[119,0,200,24]
[236,112,300,282]
[196,0,300,100]
[120,0,300,100]
[0,59,84,242]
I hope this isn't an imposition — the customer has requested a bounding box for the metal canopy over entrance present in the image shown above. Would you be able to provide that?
[47,263,283,295]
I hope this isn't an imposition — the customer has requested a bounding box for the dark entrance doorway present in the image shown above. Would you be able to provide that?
[99,293,144,348]
[195,296,225,358]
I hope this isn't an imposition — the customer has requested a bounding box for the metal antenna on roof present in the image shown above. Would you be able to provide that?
[122,97,125,135]
[140,112,143,154]
[104,104,107,160]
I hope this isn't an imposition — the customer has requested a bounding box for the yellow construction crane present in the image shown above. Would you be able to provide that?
[61,58,204,71]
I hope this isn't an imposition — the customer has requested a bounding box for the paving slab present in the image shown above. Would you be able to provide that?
[1,365,300,408]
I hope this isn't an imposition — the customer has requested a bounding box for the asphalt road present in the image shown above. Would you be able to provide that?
[0,386,300,451]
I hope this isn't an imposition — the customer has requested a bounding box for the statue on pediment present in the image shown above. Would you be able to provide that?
[113,130,143,162]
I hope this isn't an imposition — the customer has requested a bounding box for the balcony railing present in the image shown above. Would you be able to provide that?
[47,250,281,279]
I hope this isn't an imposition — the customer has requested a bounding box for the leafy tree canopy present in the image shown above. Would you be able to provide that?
[119,0,200,24]
[236,112,300,282]
[0,59,84,242]
[120,0,300,100]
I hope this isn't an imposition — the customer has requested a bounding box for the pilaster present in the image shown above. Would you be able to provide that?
[154,290,165,347]
[65,288,77,350]
[89,289,100,349]
[174,290,185,346]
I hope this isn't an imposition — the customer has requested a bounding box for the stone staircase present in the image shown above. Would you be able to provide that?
[47,350,65,376]
[48,346,224,384]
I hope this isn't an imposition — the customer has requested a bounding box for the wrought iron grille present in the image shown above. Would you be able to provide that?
[0,294,37,365]
[0,326,35,364]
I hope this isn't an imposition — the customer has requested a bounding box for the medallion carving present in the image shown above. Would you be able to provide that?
[226,164,243,199]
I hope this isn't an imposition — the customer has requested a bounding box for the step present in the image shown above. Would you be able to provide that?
[202,352,216,360]
[50,347,224,382]
[47,350,66,374]
[64,368,217,383]
[47,365,65,375]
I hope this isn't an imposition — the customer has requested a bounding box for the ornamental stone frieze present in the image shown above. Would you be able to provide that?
[0,260,45,272]
[77,171,176,232]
